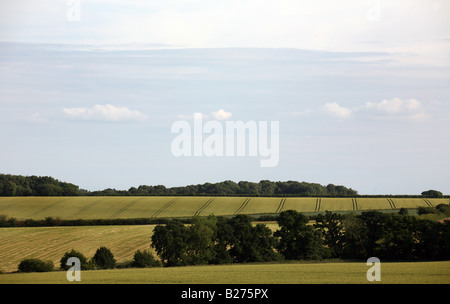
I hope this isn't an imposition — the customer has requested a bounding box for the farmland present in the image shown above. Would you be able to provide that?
[1,261,449,284]
[1,196,449,283]
[1,196,447,221]
[0,225,156,273]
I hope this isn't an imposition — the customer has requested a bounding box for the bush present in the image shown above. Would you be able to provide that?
[60,249,91,270]
[92,247,116,269]
[18,258,54,272]
[421,190,443,198]
[131,250,162,268]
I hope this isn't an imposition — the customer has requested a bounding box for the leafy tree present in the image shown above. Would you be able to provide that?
[60,249,90,270]
[421,190,443,198]
[417,206,440,215]
[315,211,345,257]
[18,258,54,272]
[92,247,116,269]
[379,214,416,260]
[414,219,443,260]
[252,223,283,262]
[131,250,161,268]
[185,216,218,265]
[358,211,387,257]
[259,180,276,196]
[227,215,280,263]
[398,208,409,215]
[213,217,234,264]
[340,215,368,259]
[151,219,189,266]
[274,210,327,260]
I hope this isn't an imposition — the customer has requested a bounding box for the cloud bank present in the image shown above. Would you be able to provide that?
[63,104,147,122]
[365,98,428,121]
[321,102,352,119]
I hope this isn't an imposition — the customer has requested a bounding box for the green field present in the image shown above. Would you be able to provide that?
[1,261,449,284]
[1,196,446,220]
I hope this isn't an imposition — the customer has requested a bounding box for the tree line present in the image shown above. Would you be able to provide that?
[0,215,174,228]
[18,247,161,273]
[0,174,358,197]
[1,173,445,198]
[150,207,450,266]
[0,174,81,196]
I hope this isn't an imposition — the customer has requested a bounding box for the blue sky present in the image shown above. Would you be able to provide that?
[0,1,449,194]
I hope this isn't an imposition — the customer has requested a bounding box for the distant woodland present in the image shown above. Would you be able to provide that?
[0,173,445,198]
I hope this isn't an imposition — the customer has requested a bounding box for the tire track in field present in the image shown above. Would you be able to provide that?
[26,198,69,218]
[387,198,396,209]
[194,198,215,216]
[234,198,251,215]
[352,198,358,211]
[314,198,322,212]
[109,199,142,218]
[72,199,103,217]
[151,198,178,218]
[275,198,286,213]
[423,198,433,207]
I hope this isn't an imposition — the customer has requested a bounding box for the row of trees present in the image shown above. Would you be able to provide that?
[18,247,161,273]
[0,174,359,197]
[1,173,446,198]
[0,174,80,196]
[0,215,173,227]
[124,180,358,197]
[151,208,450,266]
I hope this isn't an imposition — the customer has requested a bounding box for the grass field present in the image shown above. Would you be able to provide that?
[1,196,447,221]
[0,225,156,273]
[1,261,449,284]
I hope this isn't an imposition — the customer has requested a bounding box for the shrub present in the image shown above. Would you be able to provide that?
[60,249,91,270]
[131,250,162,268]
[92,247,116,269]
[18,258,54,272]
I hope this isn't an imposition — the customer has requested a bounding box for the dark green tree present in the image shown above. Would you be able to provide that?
[60,249,89,270]
[131,250,161,268]
[421,190,443,198]
[379,214,416,260]
[92,247,116,269]
[315,211,345,257]
[151,219,189,266]
[213,217,234,264]
[340,215,368,259]
[18,258,54,272]
[398,208,409,215]
[358,211,387,257]
[274,210,327,260]
[185,216,218,265]
[226,215,280,263]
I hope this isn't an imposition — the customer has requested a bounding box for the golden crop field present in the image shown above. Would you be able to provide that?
[0,225,156,273]
[1,196,446,221]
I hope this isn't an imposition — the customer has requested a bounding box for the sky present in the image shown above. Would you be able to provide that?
[0,0,449,195]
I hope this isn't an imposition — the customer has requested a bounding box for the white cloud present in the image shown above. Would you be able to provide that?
[321,102,352,119]
[365,98,428,121]
[212,109,232,120]
[63,104,147,122]
[366,98,421,115]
